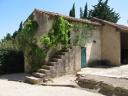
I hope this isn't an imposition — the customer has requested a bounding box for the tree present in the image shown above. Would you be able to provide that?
[89,0,120,23]
[12,31,18,39]
[4,33,12,41]
[18,22,23,32]
[83,2,88,19]
[80,7,83,18]
[80,2,88,19]
[69,3,75,17]
[12,21,23,39]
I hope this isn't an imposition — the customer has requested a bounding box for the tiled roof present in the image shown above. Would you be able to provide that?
[33,9,101,26]
[92,17,128,32]
[31,9,128,32]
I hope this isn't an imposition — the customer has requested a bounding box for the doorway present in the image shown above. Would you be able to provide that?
[81,47,86,68]
[121,32,128,64]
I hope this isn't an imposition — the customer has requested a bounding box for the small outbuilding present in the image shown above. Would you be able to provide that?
[25,9,128,72]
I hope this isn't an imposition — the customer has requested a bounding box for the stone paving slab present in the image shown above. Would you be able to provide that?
[77,74,128,89]
[77,65,128,96]
[77,73,128,96]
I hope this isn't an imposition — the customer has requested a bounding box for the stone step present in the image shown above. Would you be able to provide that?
[38,69,50,74]
[25,76,42,84]
[50,58,58,62]
[42,65,52,70]
[54,55,62,59]
[60,48,69,52]
[38,69,51,78]
[56,51,65,55]
[33,72,46,78]
[48,62,56,66]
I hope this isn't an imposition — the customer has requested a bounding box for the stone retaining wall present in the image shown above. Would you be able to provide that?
[52,46,81,77]
[77,75,128,96]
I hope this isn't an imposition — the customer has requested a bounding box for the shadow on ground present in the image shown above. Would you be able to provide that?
[0,73,29,82]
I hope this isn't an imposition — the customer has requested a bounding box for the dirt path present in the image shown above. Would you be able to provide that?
[0,74,104,96]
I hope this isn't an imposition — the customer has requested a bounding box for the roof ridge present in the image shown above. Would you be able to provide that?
[33,9,101,26]
[92,17,128,32]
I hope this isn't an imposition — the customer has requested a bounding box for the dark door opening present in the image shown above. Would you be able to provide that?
[81,47,86,68]
[121,32,128,64]
[0,50,24,74]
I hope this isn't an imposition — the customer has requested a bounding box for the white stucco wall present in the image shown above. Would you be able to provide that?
[86,27,102,63]
[101,24,121,65]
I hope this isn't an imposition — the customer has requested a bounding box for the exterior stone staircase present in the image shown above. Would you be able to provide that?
[25,49,70,84]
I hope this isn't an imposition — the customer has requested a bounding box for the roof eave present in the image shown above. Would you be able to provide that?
[33,9,101,26]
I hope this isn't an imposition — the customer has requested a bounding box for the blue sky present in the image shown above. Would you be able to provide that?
[0,0,128,39]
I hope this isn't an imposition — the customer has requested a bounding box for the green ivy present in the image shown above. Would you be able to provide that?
[40,35,52,48]
[16,19,46,72]
[72,24,94,46]
[41,17,71,49]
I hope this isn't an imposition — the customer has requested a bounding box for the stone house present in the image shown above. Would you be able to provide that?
[25,9,128,83]
[91,18,128,66]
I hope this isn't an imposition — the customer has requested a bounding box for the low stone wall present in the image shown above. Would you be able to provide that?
[50,46,81,78]
[77,75,128,96]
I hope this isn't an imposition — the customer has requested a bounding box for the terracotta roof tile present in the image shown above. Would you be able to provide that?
[34,9,101,26]
[92,17,128,32]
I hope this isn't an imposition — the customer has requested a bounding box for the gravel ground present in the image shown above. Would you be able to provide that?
[0,74,104,96]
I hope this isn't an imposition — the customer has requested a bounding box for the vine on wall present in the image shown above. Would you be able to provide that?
[16,19,45,72]
[41,16,94,50]
[72,24,94,46]
[40,17,71,49]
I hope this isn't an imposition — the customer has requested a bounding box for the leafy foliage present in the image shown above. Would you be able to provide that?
[16,20,38,50]
[12,31,18,39]
[1,21,23,42]
[69,3,75,17]
[72,24,94,46]
[41,17,71,49]
[0,40,18,50]
[2,33,12,41]
[0,22,24,74]
[89,0,120,23]
[16,20,45,72]
[41,35,51,47]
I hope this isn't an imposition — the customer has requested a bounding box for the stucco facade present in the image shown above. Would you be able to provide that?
[25,9,128,73]
[86,27,102,63]
[101,24,121,65]
[31,9,102,66]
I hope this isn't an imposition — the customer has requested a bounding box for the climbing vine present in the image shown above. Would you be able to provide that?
[41,16,94,49]
[41,17,71,49]
[16,19,46,72]
[72,24,94,46]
